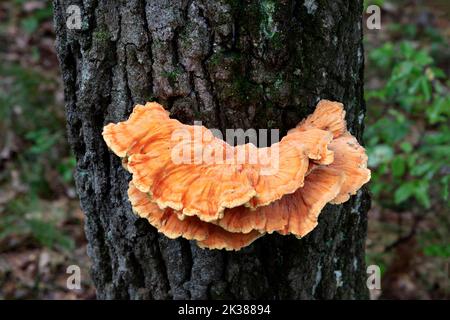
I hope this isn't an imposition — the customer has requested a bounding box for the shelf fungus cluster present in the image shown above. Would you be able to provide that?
[102,100,370,251]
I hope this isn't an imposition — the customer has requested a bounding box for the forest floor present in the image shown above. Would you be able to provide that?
[0,0,448,299]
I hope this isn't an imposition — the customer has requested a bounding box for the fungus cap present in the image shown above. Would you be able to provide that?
[289,99,347,138]
[103,99,371,250]
[104,102,335,221]
[128,182,262,251]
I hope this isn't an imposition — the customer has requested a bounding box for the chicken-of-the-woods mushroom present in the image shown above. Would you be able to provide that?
[103,100,370,250]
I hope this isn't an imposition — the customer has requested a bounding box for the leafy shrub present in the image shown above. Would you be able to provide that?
[365,41,449,210]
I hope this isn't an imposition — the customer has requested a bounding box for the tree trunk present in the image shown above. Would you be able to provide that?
[53,0,370,299]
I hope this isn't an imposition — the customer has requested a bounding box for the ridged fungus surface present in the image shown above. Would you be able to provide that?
[103,100,370,250]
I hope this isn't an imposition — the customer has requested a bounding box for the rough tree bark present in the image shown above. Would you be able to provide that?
[53,0,370,299]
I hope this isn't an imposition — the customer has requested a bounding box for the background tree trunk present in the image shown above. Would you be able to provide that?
[53,0,370,299]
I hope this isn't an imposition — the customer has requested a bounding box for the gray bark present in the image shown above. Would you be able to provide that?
[53,0,370,299]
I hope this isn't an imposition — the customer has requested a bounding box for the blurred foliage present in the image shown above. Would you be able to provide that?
[364,6,450,288]
[363,2,449,299]
[0,197,74,251]
[0,0,77,252]
[365,40,450,211]
[0,62,76,251]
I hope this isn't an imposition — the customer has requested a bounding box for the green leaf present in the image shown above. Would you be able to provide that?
[414,180,431,208]
[394,182,416,204]
[420,77,432,101]
[424,128,450,145]
[371,182,384,197]
[423,244,450,258]
[430,67,446,79]
[411,162,435,177]
[399,42,414,59]
[414,50,433,66]
[369,118,410,144]
[414,191,431,208]
[427,96,450,124]
[406,153,418,168]
[369,42,394,68]
[400,142,413,153]
[391,156,406,177]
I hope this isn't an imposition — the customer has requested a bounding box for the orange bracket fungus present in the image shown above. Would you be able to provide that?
[103,100,371,250]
